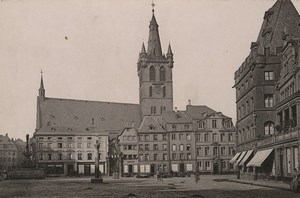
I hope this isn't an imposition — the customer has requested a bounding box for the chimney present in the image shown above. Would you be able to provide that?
[188,99,191,106]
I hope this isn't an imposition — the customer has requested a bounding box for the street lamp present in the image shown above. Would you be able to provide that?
[91,140,103,183]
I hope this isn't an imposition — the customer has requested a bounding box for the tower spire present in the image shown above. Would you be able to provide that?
[39,70,45,100]
[147,0,162,57]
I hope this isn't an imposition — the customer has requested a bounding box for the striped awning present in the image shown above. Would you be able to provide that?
[236,151,247,165]
[229,152,241,163]
[238,150,254,166]
[246,149,274,167]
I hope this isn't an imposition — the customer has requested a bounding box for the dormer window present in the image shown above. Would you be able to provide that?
[198,122,204,129]
[149,125,155,131]
[92,118,95,125]
[176,114,181,119]
[184,124,189,130]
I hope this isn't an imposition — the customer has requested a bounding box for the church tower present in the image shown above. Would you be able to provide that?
[137,5,174,119]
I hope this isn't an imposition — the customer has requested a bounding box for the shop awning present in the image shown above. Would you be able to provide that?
[229,152,241,163]
[236,151,247,165]
[238,150,253,166]
[246,149,274,167]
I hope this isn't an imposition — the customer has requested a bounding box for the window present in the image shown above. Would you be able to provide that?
[128,145,133,150]
[47,143,52,149]
[163,144,167,151]
[145,144,149,150]
[196,134,201,142]
[149,86,153,97]
[87,153,92,160]
[172,144,177,151]
[222,161,226,169]
[179,144,184,151]
[132,136,137,141]
[145,154,149,161]
[198,122,204,129]
[150,66,156,81]
[67,143,72,148]
[229,147,234,155]
[212,133,217,142]
[163,86,166,97]
[264,71,274,80]
[179,153,184,160]
[154,154,158,161]
[264,95,274,107]
[163,154,167,160]
[77,143,82,148]
[162,134,167,140]
[123,136,127,141]
[264,121,275,135]
[123,145,127,150]
[68,153,72,160]
[213,147,218,156]
[212,120,217,128]
[229,133,233,141]
[178,133,183,140]
[205,147,210,156]
[186,133,191,140]
[171,134,176,140]
[172,125,177,130]
[139,144,143,150]
[139,154,143,161]
[58,143,63,148]
[58,137,62,140]
[39,154,43,160]
[184,124,190,130]
[187,144,191,151]
[187,153,191,160]
[221,147,225,155]
[204,133,209,142]
[160,66,166,81]
[196,147,202,156]
[139,135,143,141]
[78,153,82,160]
[145,135,150,141]
[151,106,156,114]
[153,135,158,140]
[205,162,210,170]
[38,143,43,149]
[153,144,158,151]
[48,154,52,160]
[172,153,176,160]
[220,133,225,142]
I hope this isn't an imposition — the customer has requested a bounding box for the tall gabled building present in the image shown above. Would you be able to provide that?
[234,0,300,152]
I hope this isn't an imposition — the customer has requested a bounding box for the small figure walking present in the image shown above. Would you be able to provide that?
[195,169,200,183]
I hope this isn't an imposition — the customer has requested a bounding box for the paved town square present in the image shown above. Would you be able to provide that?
[0,175,299,198]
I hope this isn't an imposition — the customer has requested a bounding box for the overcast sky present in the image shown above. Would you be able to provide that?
[1,0,300,140]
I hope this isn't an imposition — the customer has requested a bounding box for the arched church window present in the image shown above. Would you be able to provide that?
[149,86,153,97]
[150,66,156,81]
[163,86,166,97]
[160,66,166,81]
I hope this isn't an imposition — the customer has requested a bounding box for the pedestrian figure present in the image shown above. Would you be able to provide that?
[159,169,163,182]
[195,171,200,183]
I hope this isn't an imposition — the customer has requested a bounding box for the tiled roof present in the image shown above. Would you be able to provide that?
[37,98,141,134]
[256,0,300,53]
[138,116,166,134]
[186,105,216,120]
[162,111,193,124]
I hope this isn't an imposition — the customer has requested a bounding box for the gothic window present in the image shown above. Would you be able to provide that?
[163,86,166,97]
[264,95,274,107]
[150,66,156,81]
[160,66,166,81]
[264,121,275,135]
[149,86,153,97]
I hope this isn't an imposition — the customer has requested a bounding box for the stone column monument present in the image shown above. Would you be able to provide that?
[91,140,103,183]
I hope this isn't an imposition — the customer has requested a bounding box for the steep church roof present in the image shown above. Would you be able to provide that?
[37,98,141,134]
[256,0,300,54]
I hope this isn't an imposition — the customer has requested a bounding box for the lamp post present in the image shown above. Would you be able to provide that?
[91,140,103,183]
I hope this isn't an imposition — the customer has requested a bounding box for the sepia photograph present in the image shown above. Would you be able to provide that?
[0,0,300,197]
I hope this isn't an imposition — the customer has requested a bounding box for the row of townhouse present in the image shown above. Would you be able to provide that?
[117,104,236,177]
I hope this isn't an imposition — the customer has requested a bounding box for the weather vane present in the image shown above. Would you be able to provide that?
[151,0,155,13]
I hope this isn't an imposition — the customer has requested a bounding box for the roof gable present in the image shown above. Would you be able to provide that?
[138,116,166,133]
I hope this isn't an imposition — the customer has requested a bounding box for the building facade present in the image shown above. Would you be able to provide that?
[0,134,20,171]
[233,0,300,180]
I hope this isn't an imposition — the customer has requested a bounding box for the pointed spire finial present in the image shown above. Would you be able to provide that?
[141,42,146,54]
[151,0,155,13]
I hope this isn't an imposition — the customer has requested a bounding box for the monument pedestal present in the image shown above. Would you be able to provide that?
[91,178,103,183]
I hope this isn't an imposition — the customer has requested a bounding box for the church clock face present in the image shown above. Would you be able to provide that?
[154,85,162,95]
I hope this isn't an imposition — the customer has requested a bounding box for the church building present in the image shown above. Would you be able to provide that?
[33,4,235,176]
